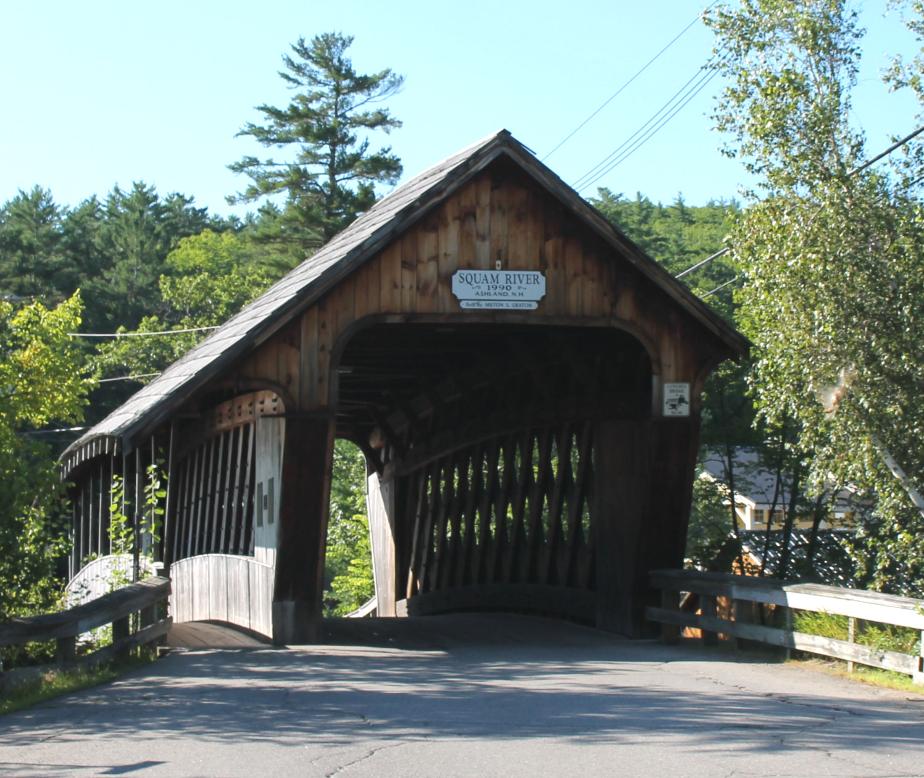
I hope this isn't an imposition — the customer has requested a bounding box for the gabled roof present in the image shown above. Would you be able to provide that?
[63,129,747,475]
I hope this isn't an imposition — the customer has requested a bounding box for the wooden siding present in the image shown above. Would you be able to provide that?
[230,163,726,414]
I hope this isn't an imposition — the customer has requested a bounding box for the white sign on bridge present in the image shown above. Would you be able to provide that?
[451,269,546,310]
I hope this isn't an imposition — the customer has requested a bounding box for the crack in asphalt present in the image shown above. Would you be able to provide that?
[324,742,406,777]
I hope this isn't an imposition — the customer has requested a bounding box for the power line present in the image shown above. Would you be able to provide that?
[575,53,726,192]
[572,49,724,188]
[675,247,729,279]
[847,124,924,178]
[672,127,924,285]
[97,373,160,383]
[701,275,739,298]
[68,325,218,339]
[22,426,87,436]
[542,3,716,162]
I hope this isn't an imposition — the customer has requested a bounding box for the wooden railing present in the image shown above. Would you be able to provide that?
[0,576,171,673]
[170,554,273,638]
[648,569,924,685]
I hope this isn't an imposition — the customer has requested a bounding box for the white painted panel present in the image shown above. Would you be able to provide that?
[254,416,284,567]
[367,473,396,617]
[171,553,274,639]
[66,554,156,606]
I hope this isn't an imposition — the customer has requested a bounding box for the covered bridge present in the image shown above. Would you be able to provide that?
[61,130,746,643]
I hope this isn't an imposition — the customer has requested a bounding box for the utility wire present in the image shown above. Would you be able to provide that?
[97,373,160,383]
[673,125,924,283]
[675,247,729,278]
[575,53,727,192]
[22,426,87,435]
[542,3,716,162]
[68,325,218,339]
[847,124,924,178]
[701,275,739,298]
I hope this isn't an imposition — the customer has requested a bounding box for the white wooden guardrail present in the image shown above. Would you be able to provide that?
[647,569,924,685]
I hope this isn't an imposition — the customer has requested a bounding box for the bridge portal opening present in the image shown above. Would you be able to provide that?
[323,438,374,615]
[331,321,654,625]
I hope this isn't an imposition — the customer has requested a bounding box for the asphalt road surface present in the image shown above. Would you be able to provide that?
[2,614,923,777]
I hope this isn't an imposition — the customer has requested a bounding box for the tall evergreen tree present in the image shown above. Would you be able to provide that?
[0,187,72,300]
[229,32,404,252]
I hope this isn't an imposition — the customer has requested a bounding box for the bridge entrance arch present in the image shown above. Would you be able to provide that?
[332,320,653,630]
[61,131,746,645]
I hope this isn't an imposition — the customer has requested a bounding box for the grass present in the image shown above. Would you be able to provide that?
[791,656,924,695]
[792,610,920,655]
[0,653,156,716]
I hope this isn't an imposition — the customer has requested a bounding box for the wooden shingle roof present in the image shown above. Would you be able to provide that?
[62,129,746,475]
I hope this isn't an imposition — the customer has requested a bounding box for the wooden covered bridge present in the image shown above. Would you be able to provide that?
[60,130,746,644]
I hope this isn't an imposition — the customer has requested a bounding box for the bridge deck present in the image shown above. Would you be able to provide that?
[3,614,923,777]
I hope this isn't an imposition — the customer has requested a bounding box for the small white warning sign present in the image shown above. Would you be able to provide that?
[663,383,691,417]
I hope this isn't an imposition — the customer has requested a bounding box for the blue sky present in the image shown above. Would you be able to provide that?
[1,1,919,217]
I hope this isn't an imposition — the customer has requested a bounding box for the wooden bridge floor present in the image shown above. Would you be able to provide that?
[3,614,923,777]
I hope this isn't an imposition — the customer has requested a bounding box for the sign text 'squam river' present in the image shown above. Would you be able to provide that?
[451,269,547,310]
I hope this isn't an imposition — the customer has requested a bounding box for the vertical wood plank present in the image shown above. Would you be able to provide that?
[544,425,572,585]
[272,416,334,644]
[300,306,320,410]
[378,242,402,313]
[367,471,397,617]
[416,215,439,313]
[209,432,227,554]
[489,175,509,269]
[239,423,256,555]
[568,421,595,590]
[460,446,480,587]
[226,425,245,553]
[476,438,500,584]
[565,236,584,316]
[504,433,532,583]
[417,460,441,594]
[315,300,334,412]
[592,419,650,636]
[438,193,460,312]
[188,446,204,558]
[524,429,553,583]
[405,469,427,598]
[474,175,492,268]
[491,436,516,584]
[400,232,418,313]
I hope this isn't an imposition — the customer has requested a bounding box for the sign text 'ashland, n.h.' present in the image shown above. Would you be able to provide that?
[451,269,546,310]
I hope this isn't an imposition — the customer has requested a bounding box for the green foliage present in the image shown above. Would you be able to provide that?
[95,230,280,379]
[590,190,740,318]
[107,464,165,563]
[708,0,924,593]
[229,32,404,250]
[0,187,74,299]
[324,439,374,615]
[792,610,920,655]
[0,293,91,666]
[686,476,731,569]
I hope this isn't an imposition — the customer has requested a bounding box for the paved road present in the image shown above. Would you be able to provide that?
[2,614,923,777]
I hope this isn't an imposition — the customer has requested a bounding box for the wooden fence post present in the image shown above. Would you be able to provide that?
[733,598,755,651]
[914,629,924,686]
[112,615,131,661]
[847,616,856,674]
[701,594,719,646]
[55,636,76,666]
[660,588,681,644]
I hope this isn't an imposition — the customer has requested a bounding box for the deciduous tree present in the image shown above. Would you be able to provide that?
[708,0,924,593]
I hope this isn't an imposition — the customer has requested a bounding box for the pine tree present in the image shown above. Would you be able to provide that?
[229,33,403,252]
